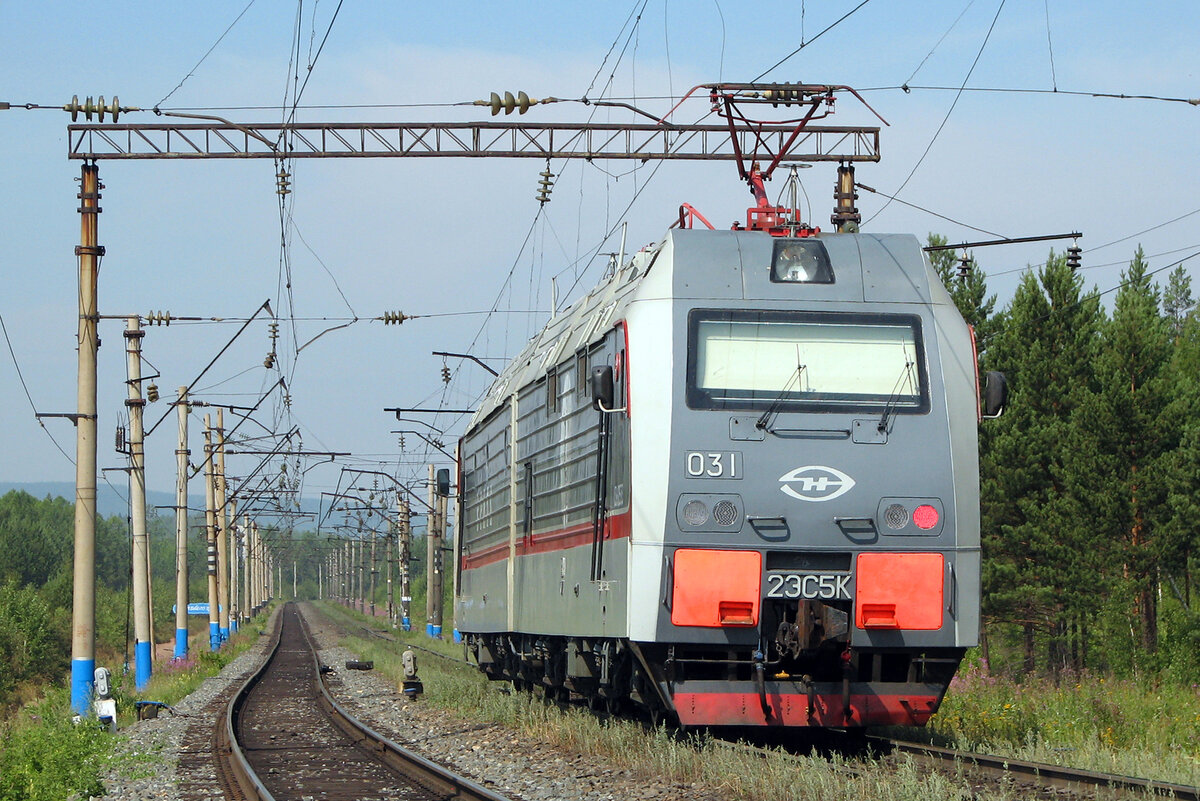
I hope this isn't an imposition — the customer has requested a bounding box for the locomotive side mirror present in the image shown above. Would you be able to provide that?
[982,371,1007,419]
[591,365,615,411]
[436,468,451,497]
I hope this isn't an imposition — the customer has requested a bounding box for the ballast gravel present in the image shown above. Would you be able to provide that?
[304,611,722,801]
[97,605,718,801]
[95,611,279,801]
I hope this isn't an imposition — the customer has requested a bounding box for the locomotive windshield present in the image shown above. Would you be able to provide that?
[686,309,928,413]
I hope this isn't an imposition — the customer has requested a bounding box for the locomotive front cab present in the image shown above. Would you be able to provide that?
[637,229,982,728]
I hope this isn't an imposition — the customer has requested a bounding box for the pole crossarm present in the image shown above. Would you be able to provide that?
[67,121,880,163]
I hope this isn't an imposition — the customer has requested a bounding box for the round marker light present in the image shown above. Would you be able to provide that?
[713,500,738,526]
[884,503,909,529]
[913,504,939,530]
[682,500,709,526]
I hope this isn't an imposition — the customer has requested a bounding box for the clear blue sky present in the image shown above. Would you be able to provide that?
[1,1,1197,504]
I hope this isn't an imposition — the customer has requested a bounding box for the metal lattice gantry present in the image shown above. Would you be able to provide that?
[67,120,880,163]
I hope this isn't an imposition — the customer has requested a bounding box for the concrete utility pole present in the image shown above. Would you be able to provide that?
[215,410,230,642]
[385,519,394,627]
[399,499,411,631]
[369,523,378,617]
[229,500,239,633]
[344,539,351,606]
[250,521,260,613]
[174,387,189,659]
[242,514,251,623]
[70,162,101,715]
[426,464,444,638]
[203,417,220,651]
[355,528,364,612]
[125,318,152,690]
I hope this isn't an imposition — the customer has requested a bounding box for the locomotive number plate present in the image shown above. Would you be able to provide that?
[765,573,851,600]
[685,451,742,479]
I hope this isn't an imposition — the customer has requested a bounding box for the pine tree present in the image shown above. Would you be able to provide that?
[979,251,1103,675]
[1070,247,1173,662]
[1162,265,1195,338]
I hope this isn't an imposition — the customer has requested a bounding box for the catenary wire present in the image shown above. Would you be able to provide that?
[155,0,259,109]
[752,0,874,81]
[865,0,1007,225]
[856,183,1007,238]
[903,0,977,87]
[1043,0,1058,91]
[0,312,76,465]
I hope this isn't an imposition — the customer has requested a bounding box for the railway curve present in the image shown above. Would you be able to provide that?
[219,602,512,801]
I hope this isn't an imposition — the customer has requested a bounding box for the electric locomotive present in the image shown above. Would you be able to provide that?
[454,84,1005,727]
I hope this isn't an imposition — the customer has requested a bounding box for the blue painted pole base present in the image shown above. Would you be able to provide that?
[174,629,189,660]
[219,626,230,643]
[209,623,220,651]
[71,658,96,715]
[135,641,152,691]
[452,629,462,643]
[427,624,442,638]
[230,620,238,634]
[401,616,410,631]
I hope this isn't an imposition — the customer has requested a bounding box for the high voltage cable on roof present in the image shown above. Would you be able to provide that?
[855,182,1006,238]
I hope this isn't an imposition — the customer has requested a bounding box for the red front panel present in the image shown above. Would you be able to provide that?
[671,549,762,628]
[854,552,944,630]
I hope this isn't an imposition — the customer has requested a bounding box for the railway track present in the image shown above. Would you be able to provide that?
[217,602,512,801]
[872,737,1199,800]
[325,607,1199,799]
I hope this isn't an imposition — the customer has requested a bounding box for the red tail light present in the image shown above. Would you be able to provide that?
[913,504,939,530]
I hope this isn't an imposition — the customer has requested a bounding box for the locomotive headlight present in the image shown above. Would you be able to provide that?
[682,499,710,526]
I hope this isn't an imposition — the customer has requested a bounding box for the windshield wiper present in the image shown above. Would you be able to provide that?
[877,356,917,433]
[756,357,807,431]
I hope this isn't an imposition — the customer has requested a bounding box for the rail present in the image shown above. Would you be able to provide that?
[220,602,511,801]
[872,737,1198,800]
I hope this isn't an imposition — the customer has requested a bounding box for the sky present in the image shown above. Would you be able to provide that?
[1,1,1197,518]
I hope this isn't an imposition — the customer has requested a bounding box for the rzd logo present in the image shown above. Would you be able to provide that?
[779,466,856,502]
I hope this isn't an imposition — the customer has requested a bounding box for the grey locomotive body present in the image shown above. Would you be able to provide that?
[455,227,985,728]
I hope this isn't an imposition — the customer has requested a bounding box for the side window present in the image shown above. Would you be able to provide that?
[575,351,588,398]
[546,370,558,414]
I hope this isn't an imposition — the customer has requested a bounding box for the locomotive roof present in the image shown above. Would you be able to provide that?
[466,229,936,430]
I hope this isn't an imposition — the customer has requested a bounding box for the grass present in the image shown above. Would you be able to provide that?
[314,602,1044,801]
[889,652,1200,787]
[0,607,274,801]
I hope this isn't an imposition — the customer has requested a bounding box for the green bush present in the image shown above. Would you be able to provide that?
[0,581,67,706]
[0,694,112,801]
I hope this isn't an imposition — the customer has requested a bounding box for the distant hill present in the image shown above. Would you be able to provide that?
[0,481,356,527]
[0,481,186,520]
